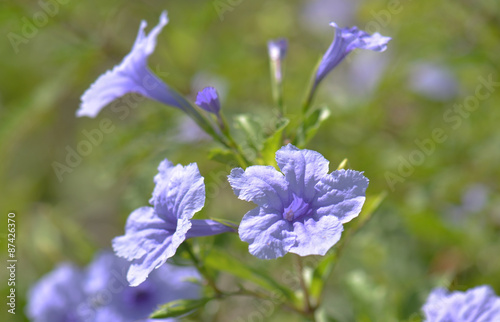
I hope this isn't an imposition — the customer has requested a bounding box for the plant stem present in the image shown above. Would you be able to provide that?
[183,243,222,296]
[294,255,313,315]
[218,111,252,168]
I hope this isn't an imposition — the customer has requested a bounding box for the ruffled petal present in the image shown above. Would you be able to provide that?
[239,207,296,259]
[112,207,174,261]
[125,217,191,287]
[275,143,329,201]
[314,169,369,223]
[288,215,343,256]
[228,166,289,211]
[152,162,206,221]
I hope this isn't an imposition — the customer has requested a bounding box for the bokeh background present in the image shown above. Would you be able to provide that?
[1,0,500,321]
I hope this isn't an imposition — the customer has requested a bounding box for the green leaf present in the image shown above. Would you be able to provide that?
[304,106,331,143]
[150,298,211,319]
[205,249,296,302]
[208,148,240,166]
[234,114,265,153]
[261,117,289,166]
[309,252,337,301]
[295,106,331,147]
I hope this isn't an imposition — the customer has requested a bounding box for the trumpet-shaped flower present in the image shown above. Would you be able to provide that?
[113,159,234,286]
[77,11,185,118]
[315,23,391,86]
[422,285,500,322]
[195,87,221,115]
[228,144,368,259]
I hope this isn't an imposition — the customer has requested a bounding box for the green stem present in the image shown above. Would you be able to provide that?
[301,56,322,116]
[219,112,252,168]
[233,286,308,317]
[269,56,285,117]
[295,255,313,314]
[183,243,222,296]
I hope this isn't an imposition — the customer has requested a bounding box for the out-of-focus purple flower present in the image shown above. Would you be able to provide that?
[113,159,235,286]
[77,11,185,118]
[315,23,391,86]
[87,252,200,322]
[195,87,221,115]
[175,116,211,143]
[268,38,288,83]
[228,144,368,259]
[408,62,458,101]
[462,184,489,213]
[26,264,91,322]
[26,252,201,322]
[348,51,389,96]
[422,285,500,321]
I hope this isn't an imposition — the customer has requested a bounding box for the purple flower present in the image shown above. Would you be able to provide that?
[408,62,458,101]
[113,159,235,286]
[87,252,200,322]
[268,39,288,83]
[228,144,368,259]
[26,264,91,322]
[26,252,201,322]
[195,87,221,115]
[315,23,391,86]
[422,285,500,322]
[77,11,185,118]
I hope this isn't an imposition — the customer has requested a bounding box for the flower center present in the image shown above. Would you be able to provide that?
[283,194,312,222]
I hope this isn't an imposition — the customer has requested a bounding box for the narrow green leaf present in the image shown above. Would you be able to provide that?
[150,298,211,319]
[205,249,296,301]
[208,148,240,166]
[309,252,336,301]
[234,114,265,152]
[261,118,289,166]
[295,106,331,147]
[304,106,330,143]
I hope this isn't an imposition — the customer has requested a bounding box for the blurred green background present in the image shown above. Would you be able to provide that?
[1,0,500,321]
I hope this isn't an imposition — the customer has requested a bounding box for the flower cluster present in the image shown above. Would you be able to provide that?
[29,9,395,321]
[422,285,500,321]
[26,251,200,322]
[75,11,377,285]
